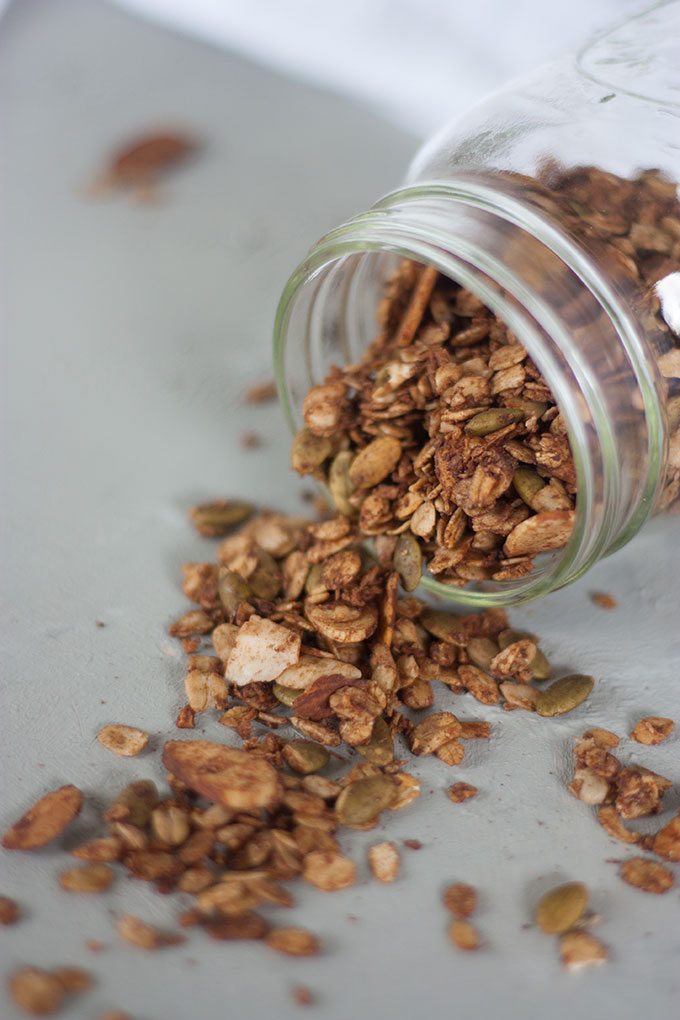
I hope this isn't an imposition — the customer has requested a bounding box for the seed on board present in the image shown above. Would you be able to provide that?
[442,883,477,918]
[188,499,253,537]
[448,919,480,951]
[630,717,675,745]
[535,674,594,717]
[117,914,184,950]
[368,841,400,883]
[58,864,115,893]
[619,857,675,894]
[534,882,588,934]
[335,775,398,826]
[52,968,92,992]
[265,927,321,957]
[591,592,617,609]
[282,740,331,775]
[559,931,608,971]
[96,724,149,757]
[2,786,83,851]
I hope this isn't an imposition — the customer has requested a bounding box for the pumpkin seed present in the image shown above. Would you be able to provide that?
[328,450,358,517]
[273,683,302,707]
[505,396,549,419]
[290,428,332,475]
[348,436,402,488]
[512,466,546,508]
[282,740,330,775]
[534,881,588,934]
[304,562,327,596]
[218,567,252,614]
[498,628,551,681]
[535,674,594,717]
[465,407,523,436]
[392,533,422,592]
[248,549,281,601]
[466,637,499,672]
[189,500,253,537]
[356,717,394,766]
[335,775,398,826]
[419,608,467,646]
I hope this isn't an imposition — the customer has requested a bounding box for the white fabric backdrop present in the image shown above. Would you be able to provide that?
[112,0,646,135]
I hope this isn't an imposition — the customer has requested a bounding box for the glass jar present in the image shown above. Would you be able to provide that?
[273,0,680,607]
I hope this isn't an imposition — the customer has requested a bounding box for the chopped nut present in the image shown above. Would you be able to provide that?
[96,724,149,757]
[302,851,356,891]
[652,815,680,862]
[446,782,478,804]
[591,592,617,609]
[162,740,283,812]
[630,717,675,745]
[243,380,277,403]
[0,895,20,925]
[59,863,115,893]
[448,919,480,951]
[8,968,65,1016]
[225,615,301,687]
[367,841,400,883]
[559,931,608,971]
[2,786,83,850]
[597,806,640,845]
[619,857,675,894]
[442,883,477,917]
[265,927,321,956]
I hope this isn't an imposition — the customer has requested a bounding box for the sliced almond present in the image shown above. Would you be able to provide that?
[96,724,149,757]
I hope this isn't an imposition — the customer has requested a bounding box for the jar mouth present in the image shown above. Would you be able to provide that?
[274,177,664,607]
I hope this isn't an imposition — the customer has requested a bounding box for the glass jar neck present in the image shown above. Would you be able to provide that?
[274,176,666,606]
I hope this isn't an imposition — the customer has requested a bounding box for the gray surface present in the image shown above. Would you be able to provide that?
[1,2,679,1019]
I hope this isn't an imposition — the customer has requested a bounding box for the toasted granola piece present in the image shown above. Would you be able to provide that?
[2,786,83,851]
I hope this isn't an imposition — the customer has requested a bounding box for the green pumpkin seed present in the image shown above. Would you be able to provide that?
[282,740,330,775]
[505,396,549,419]
[419,608,467,646]
[498,628,552,681]
[357,717,394,766]
[218,567,252,615]
[534,882,588,934]
[273,683,302,707]
[189,500,253,537]
[328,450,358,517]
[513,466,546,508]
[465,407,524,436]
[535,674,594,717]
[466,637,500,672]
[668,394,680,431]
[290,428,332,476]
[393,533,422,593]
[335,775,398,826]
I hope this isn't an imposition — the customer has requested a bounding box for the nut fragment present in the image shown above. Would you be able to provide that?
[619,857,675,894]
[448,919,480,951]
[59,863,115,893]
[8,968,65,1016]
[302,851,356,891]
[630,717,674,745]
[265,927,321,956]
[559,931,608,971]
[367,841,400,883]
[225,615,301,687]
[446,782,478,804]
[97,724,149,757]
[534,882,588,934]
[442,883,477,918]
[2,786,83,850]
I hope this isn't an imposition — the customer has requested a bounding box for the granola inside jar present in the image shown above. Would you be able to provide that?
[274,2,680,606]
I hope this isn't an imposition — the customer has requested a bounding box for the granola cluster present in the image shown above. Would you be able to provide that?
[292,168,680,588]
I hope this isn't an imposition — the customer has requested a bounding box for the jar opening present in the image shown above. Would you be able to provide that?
[274,178,663,606]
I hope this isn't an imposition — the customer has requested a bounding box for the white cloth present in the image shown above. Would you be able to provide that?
[112,0,645,135]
